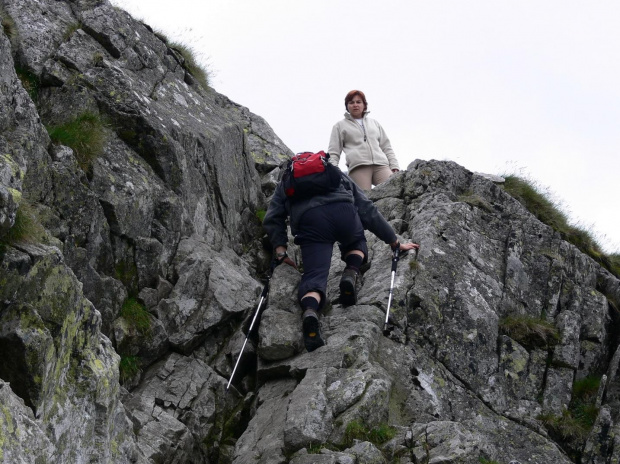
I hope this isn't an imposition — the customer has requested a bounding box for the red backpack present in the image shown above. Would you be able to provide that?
[281,151,342,200]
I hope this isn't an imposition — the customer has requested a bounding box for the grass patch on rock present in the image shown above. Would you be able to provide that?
[120,298,151,336]
[63,22,81,40]
[539,375,601,460]
[169,41,210,89]
[15,66,40,104]
[459,193,493,213]
[343,420,396,448]
[150,28,210,89]
[1,199,46,245]
[499,315,560,350]
[47,112,107,171]
[570,376,601,427]
[115,260,139,296]
[608,254,620,278]
[501,175,618,277]
[119,355,141,383]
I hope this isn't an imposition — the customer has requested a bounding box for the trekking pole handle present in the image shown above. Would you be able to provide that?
[246,259,279,334]
[391,247,400,271]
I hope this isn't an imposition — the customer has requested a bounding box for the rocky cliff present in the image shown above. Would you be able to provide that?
[1,1,619,463]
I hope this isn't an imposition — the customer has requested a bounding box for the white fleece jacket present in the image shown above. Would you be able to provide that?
[327,112,399,172]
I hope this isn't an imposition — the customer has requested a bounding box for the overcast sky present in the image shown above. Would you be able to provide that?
[111,0,620,254]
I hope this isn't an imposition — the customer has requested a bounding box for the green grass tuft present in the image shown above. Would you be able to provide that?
[15,67,40,104]
[169,41,210,89]
[571,376,601,427]
[63,22,81,41]
[459,193,493,213]
[47,112,107,171]
[120,298,151,336]
[607,254,620,277]
[119,355,141,383]
[572,375,601,399]
[1,199,46,245]
[306,444,324,454]
[153,28,170,44]
[479,458,500,464]
[538,375,601,457]
[501,174,617,277]
[93,52,104,66]
[499,315,560,350]
[539,410,590,442]
[343,420,396,448]
[503,175,568,231]
[115,260,139,296]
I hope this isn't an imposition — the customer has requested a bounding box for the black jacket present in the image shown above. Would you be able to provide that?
[263,172,398,249]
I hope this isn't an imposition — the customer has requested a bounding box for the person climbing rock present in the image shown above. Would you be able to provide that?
[263,152,419,352]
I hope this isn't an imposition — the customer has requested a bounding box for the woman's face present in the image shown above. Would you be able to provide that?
[347,96,365,119]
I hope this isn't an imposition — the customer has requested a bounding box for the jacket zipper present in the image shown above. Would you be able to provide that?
[348,113,375,165]
[359,116,374,164]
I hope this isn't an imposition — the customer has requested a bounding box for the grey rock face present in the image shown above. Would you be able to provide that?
[0,244,138,463]
[0,23,48,238]
[0,380,54,463]
[1,0,288,461]
[123,352,234,463]
[1,0,620,463]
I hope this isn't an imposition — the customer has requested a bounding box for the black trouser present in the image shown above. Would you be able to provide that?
[294,202,368,310]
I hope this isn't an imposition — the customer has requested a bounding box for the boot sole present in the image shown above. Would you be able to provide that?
[303,317,325,352]
[339,278,357,306]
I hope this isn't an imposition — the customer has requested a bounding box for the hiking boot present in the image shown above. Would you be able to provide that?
[339,267,360,306]
[302,314,325,352]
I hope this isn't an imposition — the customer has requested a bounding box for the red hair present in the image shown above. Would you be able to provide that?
[344,90,368,111]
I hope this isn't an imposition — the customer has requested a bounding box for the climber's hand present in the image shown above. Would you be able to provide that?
[275,247,297,269]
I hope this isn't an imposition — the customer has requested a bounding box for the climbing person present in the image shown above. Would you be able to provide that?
[262,151,419,353]
[327,89,400,190]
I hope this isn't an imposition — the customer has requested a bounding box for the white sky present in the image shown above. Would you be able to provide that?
[111,0,620,254]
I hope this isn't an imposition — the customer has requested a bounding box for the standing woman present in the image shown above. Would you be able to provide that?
[328,90,400,190]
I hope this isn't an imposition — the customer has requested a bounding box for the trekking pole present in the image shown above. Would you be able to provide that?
[227,259,278,391]
[383,247,400,335]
